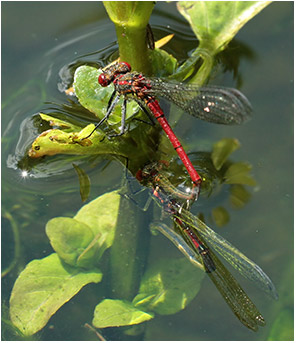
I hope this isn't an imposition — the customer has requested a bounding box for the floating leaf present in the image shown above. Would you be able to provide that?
[132,258,204,315]
[73,163,90,202]
[224,162,256,186]
[177,1,272,53]
[211,138,240,170]
[27,124,105,158]
[10,253,102,336]
[27,121,133,159]
[92,299,154,328]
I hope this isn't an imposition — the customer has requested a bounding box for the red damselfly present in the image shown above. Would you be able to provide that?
[86,62,252,195]
[136,162,278,330]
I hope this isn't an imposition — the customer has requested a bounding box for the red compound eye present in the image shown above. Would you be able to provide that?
[121,61,131,72]
[98,73,109,87]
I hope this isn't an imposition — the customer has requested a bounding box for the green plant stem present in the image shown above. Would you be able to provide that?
[103,1,155,74]
[115,25,151,74]
[171,46,214,84]
[108,193,151,300]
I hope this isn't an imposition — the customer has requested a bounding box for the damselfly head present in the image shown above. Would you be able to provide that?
[98,61,131,87]
[98,73,111,87]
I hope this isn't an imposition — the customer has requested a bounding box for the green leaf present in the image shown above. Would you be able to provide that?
[132,258,204,315]
[9,253,102,336]
[211,206,230,227]
[39,113,82,132]
[27,123,107,158]
[267,308,294,341]
[177,1,272,53]
[73,66,139,126]
[224,162,256,186]
[211,138,240,170]
[229,184,252,209]
[73,163,90,202]
[45,190,121,267]
[92,299,154,328]
[174,1,271,82]
[150,48,178,76]
[27,118,135,159]
[46,217,100,268]
[74,190,121,257]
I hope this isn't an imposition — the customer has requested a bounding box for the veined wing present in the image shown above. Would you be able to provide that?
[173,206,278,300]
[144,78,252,125]
[152,221,265,331]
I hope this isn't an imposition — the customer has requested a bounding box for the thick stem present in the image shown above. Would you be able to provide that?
[108,192,151,300]
[103,1,155,74]
[115,24,151,74]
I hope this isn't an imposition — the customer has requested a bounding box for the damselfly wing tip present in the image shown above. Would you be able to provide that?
[256,314,266,327]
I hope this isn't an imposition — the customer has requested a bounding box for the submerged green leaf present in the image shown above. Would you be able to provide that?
[224,162,256,186]
[74,190,121,257]
[211,138,240,170]
[177,1,272,53]
[46,190,121,267]
[229,184,252,208]
[92,299,154,328]
[46,217,100,268]
[132,258,204,315]
[211,206,230,227]
[267,308,294,341]
[9,253,102,336]
[73,163,90,202]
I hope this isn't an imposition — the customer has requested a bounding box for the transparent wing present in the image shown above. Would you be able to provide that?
[174,207,278,300]
[203,244,266,331]
[152,221,265,332]
[144,78,252,125]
